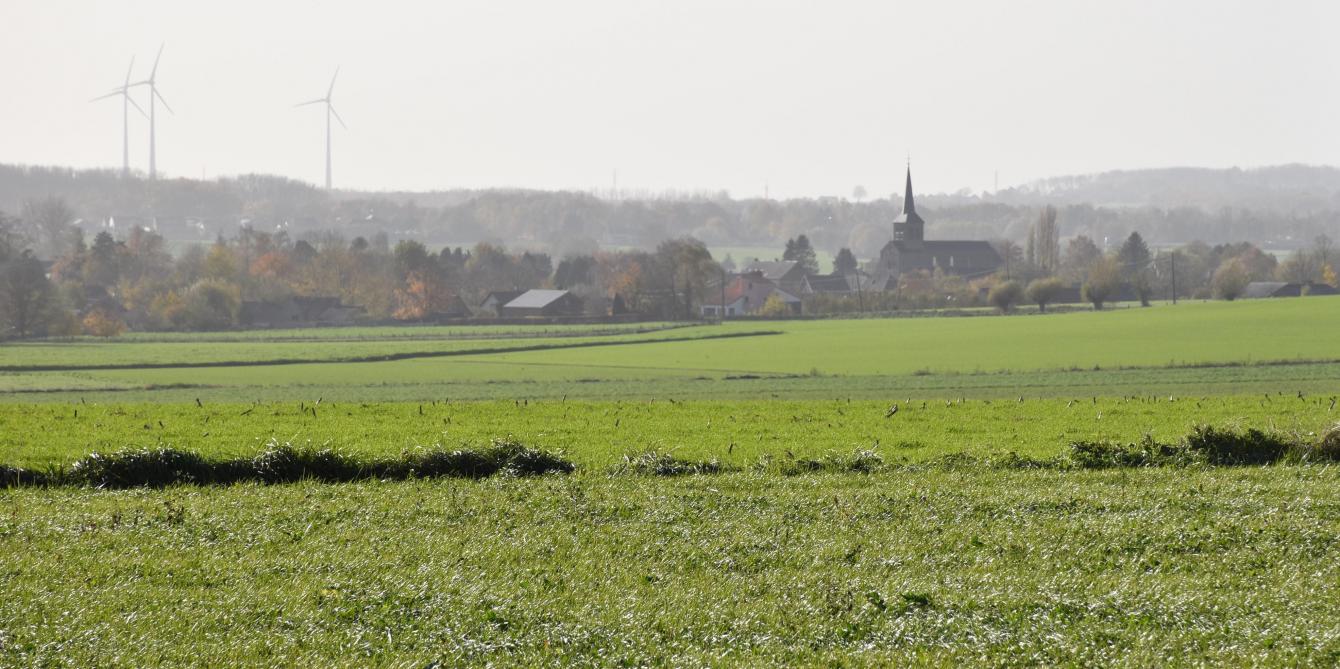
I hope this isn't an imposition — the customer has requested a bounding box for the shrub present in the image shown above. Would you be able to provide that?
[1025,277,1067,313]
[988,280,1024,313]
[69,448,213,488]
[1213,259,1251,301]
[180,279,241,331]
[1082,257,1120,310]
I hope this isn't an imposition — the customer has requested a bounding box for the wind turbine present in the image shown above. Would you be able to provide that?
[130,44,172,180]
[90,57,147,177]
[296,68,346,190]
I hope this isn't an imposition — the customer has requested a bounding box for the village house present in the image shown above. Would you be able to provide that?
[477,290,526,317]
[741,260,809,295]
[701,270,802,317]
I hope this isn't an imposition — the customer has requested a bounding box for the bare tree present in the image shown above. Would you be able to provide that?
[20,197,76,259]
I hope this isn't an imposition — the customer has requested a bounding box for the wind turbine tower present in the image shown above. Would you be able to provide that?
[90,57,147,177]
[296,68,346,190]
[130,44,173,180]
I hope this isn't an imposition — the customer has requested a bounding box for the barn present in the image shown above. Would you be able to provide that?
[500,289,586,317]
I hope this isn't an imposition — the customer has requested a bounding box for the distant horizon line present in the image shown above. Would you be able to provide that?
[3,160,1337,202]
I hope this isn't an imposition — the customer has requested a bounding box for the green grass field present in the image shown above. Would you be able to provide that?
[4,468,1339,666]
[3,298,1338,403]
[3,298,1340,666]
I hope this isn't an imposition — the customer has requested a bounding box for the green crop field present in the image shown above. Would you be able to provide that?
[4,298,1340,666]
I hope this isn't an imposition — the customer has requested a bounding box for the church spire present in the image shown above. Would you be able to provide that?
[892,161,925,244]
[902,164,916,216]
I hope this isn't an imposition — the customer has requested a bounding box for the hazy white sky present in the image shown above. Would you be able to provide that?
[2,0,1337,198]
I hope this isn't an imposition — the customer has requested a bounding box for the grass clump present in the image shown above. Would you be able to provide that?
[612,451,730,476]
[1183,425,1292,465]
[6,439,574,489]
[1067,437,1190,469]
[0,465,47,488]
[1067,425,1340,468]
[758,449,886,476]
[1316,424,1340,460]
[68,448,214,488]
[246,442,367,483]
[482,437,576,477]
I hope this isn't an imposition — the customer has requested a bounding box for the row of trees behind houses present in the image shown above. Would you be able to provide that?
[0,201,723,336]
[1,196,1336,337]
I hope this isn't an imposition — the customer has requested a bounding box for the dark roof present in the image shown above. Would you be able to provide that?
[704,274,800,308]
[503,289,572,309]
[1242,282,1289,299]
[893,240,1001,262]
[803,273,858,294]
[479,290,525,307]
[1243,281,1339,298]
[742,260,803,283]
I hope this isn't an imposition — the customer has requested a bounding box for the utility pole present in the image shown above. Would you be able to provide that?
[720,267,727,322]
[1171,251,1177,304]
[855,269,866,314]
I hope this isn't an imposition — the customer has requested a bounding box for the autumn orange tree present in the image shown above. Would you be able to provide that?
[393,270,456,321]
[81,309,126,337]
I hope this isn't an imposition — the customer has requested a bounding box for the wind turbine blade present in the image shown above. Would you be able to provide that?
[295,97,327,107]
[124,56,136,87]
[127,94,149,118]
[155,88,173,114]
[150,43,164,80]
[327,66,340,98]
[90,89,123,102]
[329,104,348,129]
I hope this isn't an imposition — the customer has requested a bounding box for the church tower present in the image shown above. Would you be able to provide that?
[892,166,925,246]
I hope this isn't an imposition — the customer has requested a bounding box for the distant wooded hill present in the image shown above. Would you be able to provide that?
[2,163,1337,259]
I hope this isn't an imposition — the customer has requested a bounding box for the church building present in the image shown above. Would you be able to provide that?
[878,168,1002,281]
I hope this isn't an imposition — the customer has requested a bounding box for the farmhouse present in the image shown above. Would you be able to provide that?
[801,273,861,295]
[1242,281,1339,298]
[501,289,585,317]
[741,260,809,295]
[878,168,1002,282]
[239,296,365,328]
[701,270,802,316]
[478,290,526,317]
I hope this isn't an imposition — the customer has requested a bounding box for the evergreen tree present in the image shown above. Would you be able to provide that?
[833,248,859,275]
[783,234,819,275]
[1118,231,1153,305]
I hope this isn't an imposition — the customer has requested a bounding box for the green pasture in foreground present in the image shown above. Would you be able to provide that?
[4,300,1340,666]
[3,467,1338,666]
[2,396,1334,470]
